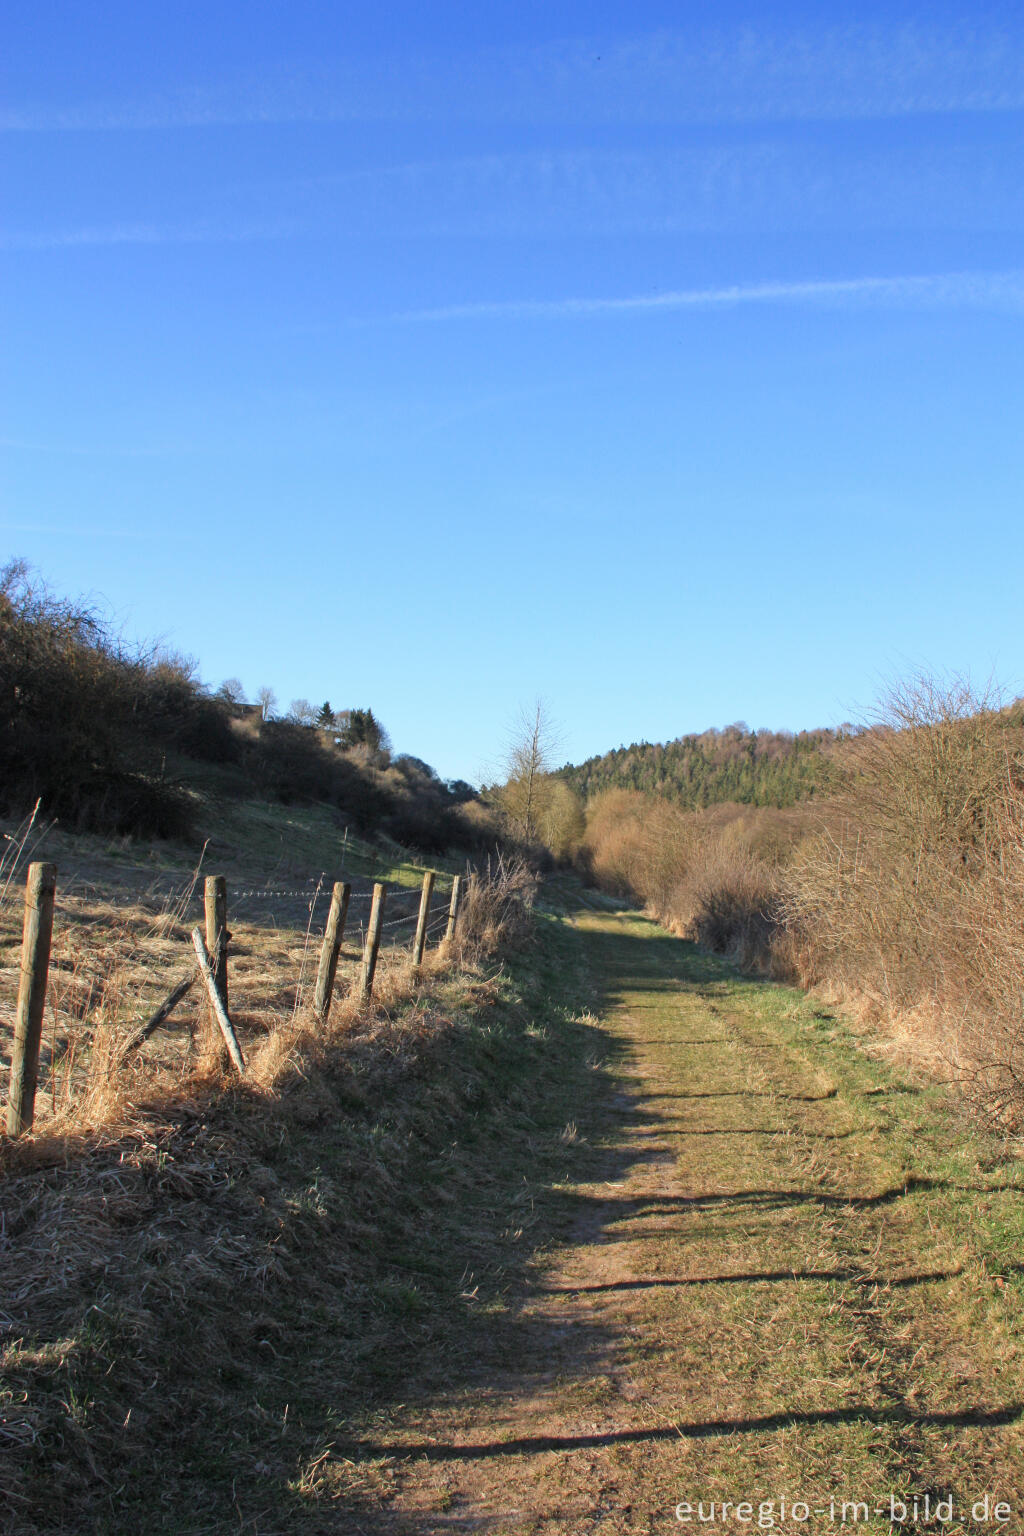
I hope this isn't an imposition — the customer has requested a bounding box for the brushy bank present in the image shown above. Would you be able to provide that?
[0,861,612,1534]
[0,560,497,851]
[580,679,1024,1130]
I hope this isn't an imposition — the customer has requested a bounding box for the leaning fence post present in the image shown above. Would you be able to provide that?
[204,875,229,1013]
[359,883,386,999]
[411,871,435,969]
[314,881,351,1022]
[6,862,57,1138]
[191,927,246,1073]
[445,874,462,944]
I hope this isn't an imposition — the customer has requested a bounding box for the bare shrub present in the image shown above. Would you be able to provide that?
[582,790,702,910]
[782,675,1024,1124]
[455,796,505,850]
[686,846,784,974]
[0,560,492,853]
[581,790,810,967]
[952,809,1024,1127]
[0,561,214,836]
[578,677,1024,1124]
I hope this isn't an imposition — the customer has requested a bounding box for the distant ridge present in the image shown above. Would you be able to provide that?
[559,724,836,810]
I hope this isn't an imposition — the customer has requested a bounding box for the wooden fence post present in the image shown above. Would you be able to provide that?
[191,928,246,1073]
[204,876,229,1013]
[120,972,196,1058]
[411,871,435,969]
[6,862,57,1138]
[445,874,462,944]
[359,883,386,999]
[313,881,351,1022]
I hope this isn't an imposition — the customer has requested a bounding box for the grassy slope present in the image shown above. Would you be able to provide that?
[0,799,460,1111]
[1,907,605,1533]
[3,899,1023,1533]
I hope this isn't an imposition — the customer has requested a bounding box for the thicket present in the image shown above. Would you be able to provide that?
[0,562,495,852]
[562,723,836,810]
[580,681,1024,1129]
[581,789,813,968]
[0,561,218,836]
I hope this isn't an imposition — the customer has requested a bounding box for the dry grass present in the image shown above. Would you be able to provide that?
[0,808,529,1157]
[447,851,538,963]
[387,904,1021,1536]
[2,868,1022,1531]
[0,869,594,1533]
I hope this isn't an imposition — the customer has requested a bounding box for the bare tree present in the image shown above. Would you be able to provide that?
[255,685,277,722]
[287,698,318,726]
[500,701,562,844]
[217,677,246,706]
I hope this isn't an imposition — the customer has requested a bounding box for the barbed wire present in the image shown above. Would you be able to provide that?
[81,882,446,911]
[9,836,464,1120]
[32,861,455,1030]
[380,907,432,929]
[233,882,447,903]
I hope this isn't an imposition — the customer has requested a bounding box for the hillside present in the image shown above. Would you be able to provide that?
[560,723,837,810]
[0,559,493,855]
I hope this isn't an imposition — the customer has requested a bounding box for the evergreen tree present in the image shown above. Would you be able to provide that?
[559,724,836,810]
[338,707,389,754]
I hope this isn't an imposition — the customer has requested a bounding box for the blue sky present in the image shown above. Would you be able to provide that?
[3,2,1022,782]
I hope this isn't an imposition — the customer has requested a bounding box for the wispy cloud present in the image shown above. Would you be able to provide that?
[396,271,1024,323]
[0,220,291,251]
[283,141,1024,238]
[3,20,1022,131]
[528,23,1024,123]
[6,139,1021,254]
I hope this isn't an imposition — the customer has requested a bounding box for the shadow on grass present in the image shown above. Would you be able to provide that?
[558,1177,1023,1219]
[536,1267,963,1294]
[343,1402,1024,1462]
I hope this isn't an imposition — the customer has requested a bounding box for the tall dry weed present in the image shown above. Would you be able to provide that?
[451,853,538,960]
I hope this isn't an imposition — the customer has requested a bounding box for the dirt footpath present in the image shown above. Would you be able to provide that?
[358,909,1024,1535]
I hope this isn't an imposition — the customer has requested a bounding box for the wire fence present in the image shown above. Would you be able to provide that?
[2,855,465,1138]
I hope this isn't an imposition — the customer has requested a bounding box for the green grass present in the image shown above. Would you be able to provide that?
[200,796,461,889]
[550,907,1024,1529]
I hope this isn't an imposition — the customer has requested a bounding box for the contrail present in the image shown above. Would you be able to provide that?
[396,270,1024,323]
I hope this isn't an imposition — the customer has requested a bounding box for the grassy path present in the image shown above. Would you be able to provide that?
[6,902,1023,1533]
[361,907,1024,1533]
